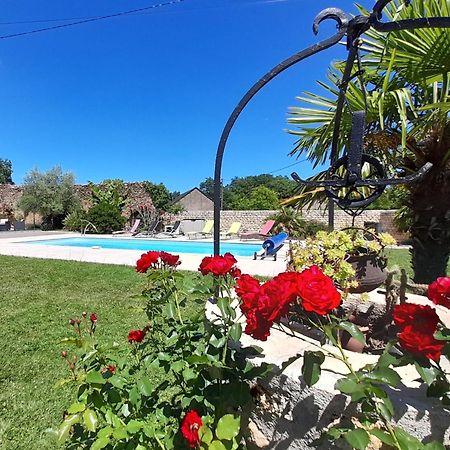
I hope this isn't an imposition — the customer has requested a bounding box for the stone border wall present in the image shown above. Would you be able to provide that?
[171,209,407,241]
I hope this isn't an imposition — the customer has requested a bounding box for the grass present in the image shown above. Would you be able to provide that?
[0,250,448,449]
[384,248,450,279]
[0,256,202,450]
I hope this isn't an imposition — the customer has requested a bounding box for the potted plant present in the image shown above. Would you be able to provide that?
[290,227,397,293]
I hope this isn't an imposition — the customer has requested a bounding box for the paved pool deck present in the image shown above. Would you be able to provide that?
[0,231,288,277]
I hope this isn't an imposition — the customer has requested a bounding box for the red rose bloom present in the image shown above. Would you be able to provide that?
[393,303,444,361]
[393,303,439,332]
[90,313,97,323]
[297,266,341,315]
[229,267,242,279]
[181,410,203,448]
[199,252,238,277]
[128,329,146,343]
[135,251,160,273]
[107,364,116,374]
[159,251,180,267]
[428,277,450,309]
[398,326,444,361]
[236,272,302,341]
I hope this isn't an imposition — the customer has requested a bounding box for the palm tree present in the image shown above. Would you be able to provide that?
[287,0,450,283]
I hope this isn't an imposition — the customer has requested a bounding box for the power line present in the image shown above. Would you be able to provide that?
[268,158,308,174]
[0,0,184,40]
[0,0,298,28]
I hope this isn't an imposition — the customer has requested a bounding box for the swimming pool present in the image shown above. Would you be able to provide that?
[24,237,261,257]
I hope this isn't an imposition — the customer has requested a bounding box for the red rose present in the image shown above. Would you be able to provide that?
[128,329,146,343]
[159,251,180,267]
[198,252,238,277]
[236,275,261,313]
[90,313,97,323]
[393,303,439,332]
[297,266,341,315]
[428,277,450,309]
[135,251,160,273]
[229,267,242,279]
[181,410,203,448]
[398,325,444,361]
[244,309,272,341]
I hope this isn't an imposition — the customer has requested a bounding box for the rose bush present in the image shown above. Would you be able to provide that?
[55,254,450,449]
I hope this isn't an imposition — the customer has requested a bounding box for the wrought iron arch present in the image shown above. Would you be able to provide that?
[213,0,450,256]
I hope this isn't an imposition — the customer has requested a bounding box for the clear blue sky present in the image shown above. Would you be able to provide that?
[0,0,369,193]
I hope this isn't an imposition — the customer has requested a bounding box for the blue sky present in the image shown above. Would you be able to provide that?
[0,0,368,192]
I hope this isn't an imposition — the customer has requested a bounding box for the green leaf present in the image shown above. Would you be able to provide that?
[434,329,450,341]
[369,429,395,446]
[209,441,227,450]
[199,425,213,444]
[335,378,366,402]
[86,371,106,385]
[392,427,422,450]
[83,409,98,432]
[97,426,113,438]
[216,414,240,441]
[112,426,128,440]
[423,442,446,450]
[182,367,197,382]
[229,323,242,342]
[67,402,86,414]
[126,420,143,434]
[363,367,401,387]
[209,333,227,348]
[344,428,370,450]
[137,377,153,396]
[91,436,110,450]
[217,297,230,320]
[58,414,80,443]
[427,379,450,398]
[302,351,325,386]
[128,386,140,405]
[414,362,439,386]
[339,322,366,346]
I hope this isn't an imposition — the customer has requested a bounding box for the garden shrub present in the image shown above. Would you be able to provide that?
[86,202,126,234]
[63,209,88,232]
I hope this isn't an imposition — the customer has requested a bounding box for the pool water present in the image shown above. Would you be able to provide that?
[24,237,261,257]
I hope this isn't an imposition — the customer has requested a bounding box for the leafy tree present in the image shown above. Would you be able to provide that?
[143,181,182,213]
[199,174,296,210]
[228,185,280,210]
[287,0,450,283]
[18,166,79,229]
[0,158,13,184]
[199,177,215,199]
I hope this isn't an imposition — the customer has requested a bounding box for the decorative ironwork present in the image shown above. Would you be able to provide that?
[213,0,450,255]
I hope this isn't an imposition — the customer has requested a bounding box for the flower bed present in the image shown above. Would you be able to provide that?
[54,251,450,449]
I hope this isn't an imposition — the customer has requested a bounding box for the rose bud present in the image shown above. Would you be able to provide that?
[82,311,87,318]
[69,319,76,326]
[75,319,81,325]
[90,313,97,323]
[61,351,68,358]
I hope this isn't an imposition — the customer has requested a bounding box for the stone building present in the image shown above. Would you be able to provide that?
[171,188,213,211]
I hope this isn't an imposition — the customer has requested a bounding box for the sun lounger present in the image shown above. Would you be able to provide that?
[240,220,275,240]
[220,222,241,239]
[134,219,160,237]
[254,232,288,261]
[153,220,181,238]
[187,219,213,239]
[112,218,141,236]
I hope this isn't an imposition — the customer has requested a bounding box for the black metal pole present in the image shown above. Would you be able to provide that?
[213,11,351,255]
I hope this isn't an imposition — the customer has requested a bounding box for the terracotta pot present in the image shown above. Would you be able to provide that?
[347,254,387,294]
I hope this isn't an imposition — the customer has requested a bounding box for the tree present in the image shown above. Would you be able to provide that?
[0,158,13,184]
[199,174,296,210]
[228,185,280,210]
[143,181,182,214]
[287,0,450,283]
[18,166,79,229]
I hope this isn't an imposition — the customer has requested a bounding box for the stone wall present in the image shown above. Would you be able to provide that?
[172,209,407,240]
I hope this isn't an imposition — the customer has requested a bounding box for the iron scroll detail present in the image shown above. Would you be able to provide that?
[213,2,450,256]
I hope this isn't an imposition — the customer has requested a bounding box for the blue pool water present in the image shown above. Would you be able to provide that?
[24,237,261,257]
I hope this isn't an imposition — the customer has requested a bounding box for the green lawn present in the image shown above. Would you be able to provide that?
[0,251,448,449]
[0,256,176,450]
